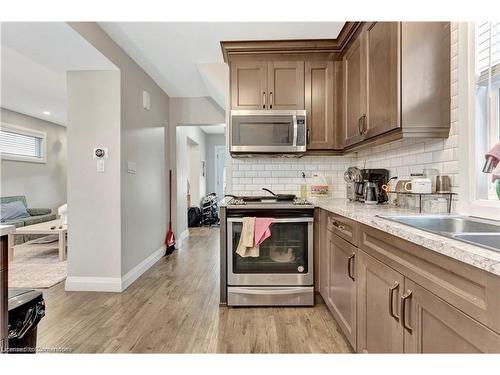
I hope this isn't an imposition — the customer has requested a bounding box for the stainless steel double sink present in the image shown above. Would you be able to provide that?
[376,215,500,252]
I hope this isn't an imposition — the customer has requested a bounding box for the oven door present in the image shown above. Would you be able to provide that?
[227,217,313,286]
[230,110,306,154]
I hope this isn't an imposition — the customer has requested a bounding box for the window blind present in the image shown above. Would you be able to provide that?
[0,129,43,158]
[476,22,500,84]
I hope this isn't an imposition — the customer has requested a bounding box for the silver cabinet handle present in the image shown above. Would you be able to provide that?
[330,219,346,231]
[361,114,368,135]
[269,91,273,109]
[358,116,363,135]
[262,92,266,109]
[347,254,355,281]
[306,129,311,144]
[401,290,413,333]
[389,282,400,321]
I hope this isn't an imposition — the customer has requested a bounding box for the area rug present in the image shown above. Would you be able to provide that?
[8,238,67,289]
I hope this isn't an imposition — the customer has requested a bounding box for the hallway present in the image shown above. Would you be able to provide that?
[38,227,351,353]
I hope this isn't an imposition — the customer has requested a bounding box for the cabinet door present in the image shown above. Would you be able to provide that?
[357,250,404,353]
[268,61,304,110]
[305,61,334,150]
[319,210,331,304]
[403,279,500,353]
[342,36,365,148]
[329,234,357,349]
[364,22,400,138]
[230,61,268,110]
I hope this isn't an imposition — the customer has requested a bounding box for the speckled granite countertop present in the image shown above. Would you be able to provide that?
[309,197,500,277]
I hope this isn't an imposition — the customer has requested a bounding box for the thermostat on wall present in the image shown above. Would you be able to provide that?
[93,147,108,159]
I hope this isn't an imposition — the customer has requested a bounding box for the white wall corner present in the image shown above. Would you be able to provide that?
[121,246,166,291]
[176,229,190,248]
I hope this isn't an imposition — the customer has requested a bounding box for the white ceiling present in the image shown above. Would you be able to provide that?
[99,22,346,100]
[1,22,116,126]
[200,124,225,134]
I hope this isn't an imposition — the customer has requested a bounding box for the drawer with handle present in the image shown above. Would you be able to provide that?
[327,213,358,246]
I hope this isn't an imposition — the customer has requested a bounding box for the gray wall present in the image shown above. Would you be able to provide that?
[205,134,225,195]
[0,108,67,212]
[69,22,170,278]
[66,70,122,281]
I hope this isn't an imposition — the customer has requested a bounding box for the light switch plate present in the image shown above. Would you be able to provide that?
[142,90,151,111]
[96,159,105,173]
[127,161,137,174]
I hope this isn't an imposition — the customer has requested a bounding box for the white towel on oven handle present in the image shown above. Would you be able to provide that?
[236,217,259,257]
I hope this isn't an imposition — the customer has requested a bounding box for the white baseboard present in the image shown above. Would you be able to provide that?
[65,246,166,293]
[121,246,166,291]
[65,276,122,292]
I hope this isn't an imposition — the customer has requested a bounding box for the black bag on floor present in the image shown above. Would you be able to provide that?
[187,207,201,227]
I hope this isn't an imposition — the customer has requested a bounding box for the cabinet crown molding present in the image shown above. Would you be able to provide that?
[221,22,362,63]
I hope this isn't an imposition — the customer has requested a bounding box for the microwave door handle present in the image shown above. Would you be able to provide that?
[292,115,298,147]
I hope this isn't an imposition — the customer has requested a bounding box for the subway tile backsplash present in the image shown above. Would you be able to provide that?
[231,156,356,198]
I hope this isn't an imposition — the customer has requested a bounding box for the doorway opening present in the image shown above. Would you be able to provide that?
[175,124,226,241]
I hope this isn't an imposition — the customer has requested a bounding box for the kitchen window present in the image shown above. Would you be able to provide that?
[0,123,46,163]
[459,22,500,219]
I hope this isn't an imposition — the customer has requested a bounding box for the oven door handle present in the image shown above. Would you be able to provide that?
[227,218,313,223]
[229,287,310,295]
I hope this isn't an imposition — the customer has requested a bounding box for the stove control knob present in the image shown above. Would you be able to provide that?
[297,265,304,273]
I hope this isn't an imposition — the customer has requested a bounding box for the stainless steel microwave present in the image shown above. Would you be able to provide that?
[229,110,307,156]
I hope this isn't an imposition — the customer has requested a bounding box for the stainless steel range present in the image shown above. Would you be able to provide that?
[225,194,314,306]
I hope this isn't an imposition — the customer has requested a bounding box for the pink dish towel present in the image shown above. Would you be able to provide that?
[254,218,274,246]
[486,142,500,168]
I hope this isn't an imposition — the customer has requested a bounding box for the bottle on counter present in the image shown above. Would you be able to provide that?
[300,172,308,199]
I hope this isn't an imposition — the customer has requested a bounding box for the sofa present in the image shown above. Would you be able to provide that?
[0,196,56,245]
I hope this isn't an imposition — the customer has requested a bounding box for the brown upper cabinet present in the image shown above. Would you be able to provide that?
[230,60,304,110]
[342,35,364,148]
[305,60,335,150]
[223,21,450,154]
[341,22,450,150]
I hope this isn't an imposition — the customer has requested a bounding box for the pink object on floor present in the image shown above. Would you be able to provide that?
[254,217,274,246]
[485,142,500,168]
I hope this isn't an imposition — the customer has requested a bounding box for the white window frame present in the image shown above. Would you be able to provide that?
[458,22,500,219]
[0,122,47,164]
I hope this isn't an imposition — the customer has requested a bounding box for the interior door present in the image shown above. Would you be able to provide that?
[365,22,400,138]
[329,234,357,349]
[403,278,500,353]
[305,60,334,150]
[342,36,365,148]
[357,250,404,353]
[267,61,304,110]
[230,61,268,109]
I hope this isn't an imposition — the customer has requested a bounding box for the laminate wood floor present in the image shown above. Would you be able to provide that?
[37,227,352,353]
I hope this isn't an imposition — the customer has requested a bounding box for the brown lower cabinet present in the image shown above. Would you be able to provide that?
[356,250,404,353]
[317,208,500,353]
[328,232,357,349]
[403,279,500,353]
[318,211,357,349]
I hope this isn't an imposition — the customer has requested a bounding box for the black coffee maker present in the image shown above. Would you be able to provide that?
[355,169,389,204]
